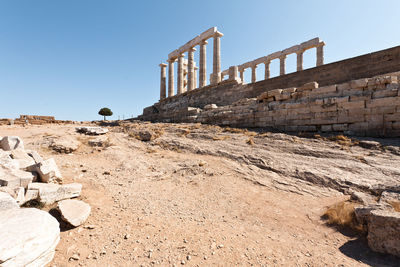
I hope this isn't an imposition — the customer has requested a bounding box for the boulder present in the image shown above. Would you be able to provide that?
[350,191,377,205]
[57,199,91,227]
[354,203,392,226]
[31,158,62,183]
[50,137,80,153]
[28,182,82,205]
[137,130,153,141]
[0,136,24,151]
[367,210,400,257]
[0,208,60,267]
[10,149,36,169]
[0,191,19,211]
[76,126,108,135]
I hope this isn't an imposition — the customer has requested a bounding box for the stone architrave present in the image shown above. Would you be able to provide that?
[251,65,257,83]
[296,50,304,71]
[187,47,196,91]
[211,31,223,85]
[159,63,167,100]
[279,55,286,76]
[167,58,176,97]
[199,40,208,87]
[177,54,185,94]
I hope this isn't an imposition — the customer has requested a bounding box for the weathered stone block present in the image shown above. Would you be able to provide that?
[367,210,400,257]
[350,78,368,89]
[28,182,82,205]
[366,96,400,108]
[338,100,365,110]
[321,125,332,132]
[332,123,348,131]
[297,82,318,92]
[372,89,398,99]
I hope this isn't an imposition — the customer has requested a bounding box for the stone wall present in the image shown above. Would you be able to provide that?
[140,73,400,137]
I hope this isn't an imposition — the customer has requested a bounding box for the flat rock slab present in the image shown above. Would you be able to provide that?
[28,182,82,205]
[31,158,62,183]
[57,199,91,227]
[367,209,400,257]
[0,191,19,211]
[0,165,34,189]
[76,126,108,135]
[0,208,60,267]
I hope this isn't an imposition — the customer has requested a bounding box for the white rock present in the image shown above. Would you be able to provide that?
[0,208,60,267]
[0,191,19,211]
[57,199,91,227]
[0,150,20,169]
[0,165,34,189]
[204,104,218,110]
[0,136,24,151]
[10,149,36,170]
[24,189,39,203]
[26,150,43,164]
[32,158,62,183]
[28,182,82,205]
[76,126,108,135]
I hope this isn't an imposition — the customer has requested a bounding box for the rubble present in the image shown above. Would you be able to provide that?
[76,126,108,135]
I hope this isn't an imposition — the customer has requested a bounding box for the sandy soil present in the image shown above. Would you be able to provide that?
[1,122,399,267]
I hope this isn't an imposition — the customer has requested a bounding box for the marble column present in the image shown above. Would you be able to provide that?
[251,65,257,83]
[167,58,176,97]
[296,51,304,71]
[239,69,245,83]
[264,61,270,79]
[199,40,208,88]
[279,55,286,76]
[177,54,185,94]
[212,31,223,85]
[187,47,196,91]
[159,63,167,100]
[194,65,198,89]
[317,44,324,66]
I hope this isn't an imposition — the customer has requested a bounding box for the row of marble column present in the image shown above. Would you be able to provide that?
[159,32,223,100]
[237,43,325,83]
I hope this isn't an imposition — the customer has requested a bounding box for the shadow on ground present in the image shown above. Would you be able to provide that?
[339,237,400,267]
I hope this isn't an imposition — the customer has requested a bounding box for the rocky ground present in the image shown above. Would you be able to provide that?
[1,122,400,266]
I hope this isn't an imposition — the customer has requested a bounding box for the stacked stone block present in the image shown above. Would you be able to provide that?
[140,73,400,137]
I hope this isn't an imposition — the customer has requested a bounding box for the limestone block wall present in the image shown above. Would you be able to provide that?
[141,74,400,137]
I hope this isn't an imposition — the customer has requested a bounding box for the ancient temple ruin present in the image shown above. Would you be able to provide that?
[142,27,400,137]
[158,27,325,100]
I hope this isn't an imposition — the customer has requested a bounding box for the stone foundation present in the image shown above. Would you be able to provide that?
[140,73,400,137]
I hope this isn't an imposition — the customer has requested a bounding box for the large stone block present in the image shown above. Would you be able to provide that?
[31,158,62,183]
[28,182,82,205]
[57,199,91,227]
[367,210,400,257]
[297,82,319,92]
[10,149,35,170]
[0,191,19,211]
[0,208,60,267]
[0,166,34,189]
[350,78,369,89]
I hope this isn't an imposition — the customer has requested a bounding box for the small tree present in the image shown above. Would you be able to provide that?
[98,107,113,121]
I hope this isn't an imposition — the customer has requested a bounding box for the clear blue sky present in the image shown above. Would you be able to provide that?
[1,0,399,121]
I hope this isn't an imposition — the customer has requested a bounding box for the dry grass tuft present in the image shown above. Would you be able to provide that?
[322,201,363,232]
[212,135,231,141]
[246,137,255,145]
[388,201,400,212]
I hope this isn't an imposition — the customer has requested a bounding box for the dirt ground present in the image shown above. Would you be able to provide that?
[1,122,399,267]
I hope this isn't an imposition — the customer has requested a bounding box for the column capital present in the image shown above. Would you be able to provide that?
[167,58,177,63]
[279,54,287,60]
[200,40,209,45]
[159,63,167,67]
[188,47,197,52]
[178,53,185,58]
[251,64,258,69]
[213,31,224,38]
